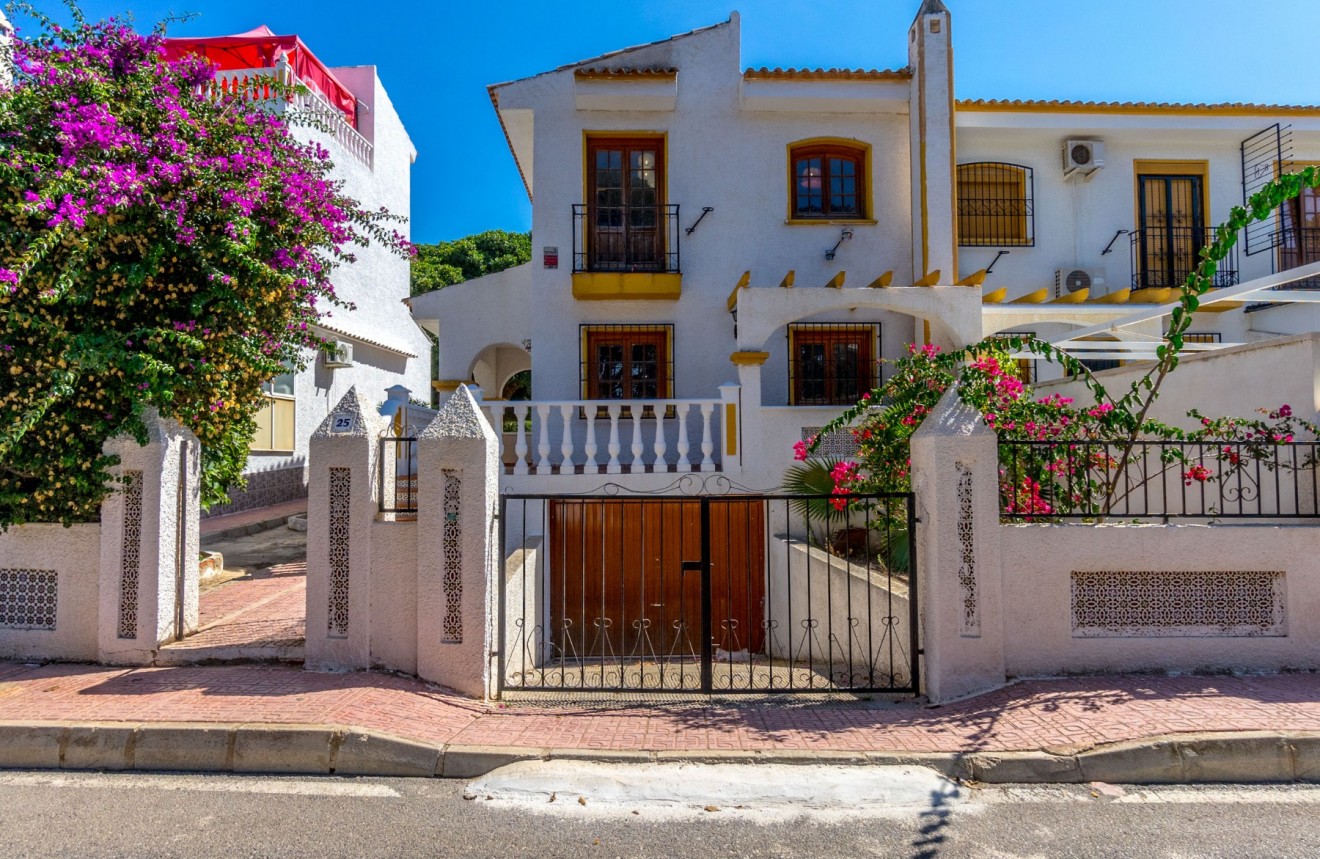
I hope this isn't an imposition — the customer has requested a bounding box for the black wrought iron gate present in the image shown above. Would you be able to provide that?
[496,491,918,696]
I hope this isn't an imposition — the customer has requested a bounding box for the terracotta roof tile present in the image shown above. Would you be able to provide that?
[957,98,1320,115]
[744,67,911,82]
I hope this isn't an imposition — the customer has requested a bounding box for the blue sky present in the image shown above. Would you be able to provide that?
[35,1,1320,243]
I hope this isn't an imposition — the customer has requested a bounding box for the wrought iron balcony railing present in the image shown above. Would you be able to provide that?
[572,203,680,273]
[1129,226,1238,290]
[1277,225,1320,288]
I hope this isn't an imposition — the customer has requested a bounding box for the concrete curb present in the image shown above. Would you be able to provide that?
[1,722,1318,784]
[200,510,307,542]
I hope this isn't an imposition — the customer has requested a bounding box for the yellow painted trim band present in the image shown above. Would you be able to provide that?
[729,351,770,366]
[724,403,737,456]
[433,380,466,392]
[572,271,682,300]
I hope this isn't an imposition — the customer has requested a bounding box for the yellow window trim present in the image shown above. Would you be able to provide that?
[1132,159,1211,230]
[786,323,878,406]
[579,324,675,401]
[785,137,874,224]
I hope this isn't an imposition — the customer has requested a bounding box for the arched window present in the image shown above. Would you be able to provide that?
[790,142,867,220]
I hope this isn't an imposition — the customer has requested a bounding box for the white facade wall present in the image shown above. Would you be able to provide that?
[484,16,918,406]
[215,64,431,515]
[0,524,101,661]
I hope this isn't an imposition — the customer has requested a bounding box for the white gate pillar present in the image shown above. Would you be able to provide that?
[305,387,383,671]
[415,385,499,698]
[910,387,1007,703]
[97,412,201,664]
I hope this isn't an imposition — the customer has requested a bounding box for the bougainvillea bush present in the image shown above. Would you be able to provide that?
[798,344,1318,520]
[0,10,410,526]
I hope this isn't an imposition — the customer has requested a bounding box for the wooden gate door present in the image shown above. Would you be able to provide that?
[548,498,765,661]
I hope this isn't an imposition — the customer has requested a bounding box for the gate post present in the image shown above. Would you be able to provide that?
[909,388,1007,703]
[98,411,201,664]
[305,387,383,671]
[415,385,499,698]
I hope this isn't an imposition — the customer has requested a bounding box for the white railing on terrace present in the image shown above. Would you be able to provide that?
[203,66,374,169]
[485,398,724,476]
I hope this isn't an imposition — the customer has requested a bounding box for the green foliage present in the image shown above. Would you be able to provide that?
[410,229,531,295]
[0,10,410,526]
[800,167,1320,520]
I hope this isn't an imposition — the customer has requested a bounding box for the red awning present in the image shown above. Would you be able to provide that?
[163,25,358,127]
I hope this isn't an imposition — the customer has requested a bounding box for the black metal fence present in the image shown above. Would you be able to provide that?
[378,437,418,515]
[496,491,917,697]
[1001,440,1320,521]
[1130,226,1239,290]
[572,203,680,273]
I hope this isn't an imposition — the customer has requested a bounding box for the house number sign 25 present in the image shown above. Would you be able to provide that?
[330,414,355,433]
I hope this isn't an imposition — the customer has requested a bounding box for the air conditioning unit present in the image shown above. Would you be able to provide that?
[1062,139,1105,179]
[322,339,354,369]
[1055,267,1106,298]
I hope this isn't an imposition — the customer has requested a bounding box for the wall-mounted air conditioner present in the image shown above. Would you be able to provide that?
[1062,139,1105,179]
[1055,267,1106,298]
[322,339,354,369]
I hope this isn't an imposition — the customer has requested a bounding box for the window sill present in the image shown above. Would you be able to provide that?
[250,449,295,455]
[784,218,877,226]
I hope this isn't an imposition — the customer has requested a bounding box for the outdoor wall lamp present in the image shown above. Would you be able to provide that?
[824,228,854,261]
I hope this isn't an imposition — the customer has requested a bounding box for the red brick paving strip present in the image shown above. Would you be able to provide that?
[184,562,306,650]
[200,500,307,537]
[1,664,1319,753]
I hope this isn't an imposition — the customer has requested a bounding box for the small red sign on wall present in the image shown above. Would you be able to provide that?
[543,246,559,269]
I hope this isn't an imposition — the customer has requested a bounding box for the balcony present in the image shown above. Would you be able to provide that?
[1128,226,1238,292]
[571,203,681,300]
[202,67,374,169]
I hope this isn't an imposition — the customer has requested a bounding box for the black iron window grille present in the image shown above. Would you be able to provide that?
[956,162,1034,247]
[1183,332,1222,344]
[580,324,675,409]
[378,436,418,516]
[573,203,680,273]
[788,323,879,406]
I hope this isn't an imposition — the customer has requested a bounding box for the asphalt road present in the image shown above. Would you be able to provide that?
[2,769,1320,858]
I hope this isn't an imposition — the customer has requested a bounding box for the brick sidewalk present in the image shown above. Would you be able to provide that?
[1,662,1318,754]
[157,561,307,662]
[200,499,307,538]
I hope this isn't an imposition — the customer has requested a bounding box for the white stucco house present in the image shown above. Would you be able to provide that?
[407,0,1320,494]
[165,29,432,516]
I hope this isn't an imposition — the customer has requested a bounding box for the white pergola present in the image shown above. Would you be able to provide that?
[996,261,1320,362]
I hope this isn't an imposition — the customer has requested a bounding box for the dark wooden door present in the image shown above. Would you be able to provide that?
[548,499,765,660]
[1136,174,1204,288]
[587,137,664,271]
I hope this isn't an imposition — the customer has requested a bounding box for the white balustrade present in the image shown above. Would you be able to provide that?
[489,397,726,477]
[535,404,552,474]
[205,67,374,168]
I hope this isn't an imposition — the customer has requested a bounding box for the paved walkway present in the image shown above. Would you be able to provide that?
[1,662,1318,754]
[157,561,306,664]
[200,499,307,538]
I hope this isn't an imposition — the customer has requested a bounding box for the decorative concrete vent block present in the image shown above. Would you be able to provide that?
[0,569,58,630]
[1071,570,1286,637]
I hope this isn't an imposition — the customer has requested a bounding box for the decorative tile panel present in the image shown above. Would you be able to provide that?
[1071,570,1286,637]
[956,463,979,636]
[801,426,859,458]
[327,467,351,638]
[442,469,463,643]
[117,470,143,639]
[0,570,57,630]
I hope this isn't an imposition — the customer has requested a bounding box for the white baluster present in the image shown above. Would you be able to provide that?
[630,406,645,471]
[606,404,622,474]
[652,403,668,472]
[675,402,691,472]
[535,404,552,474]
[584,407,600,474]
[489,405,505,462]
[513,404,529,476]
[699,402,716,472]
[559,404,575,473]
